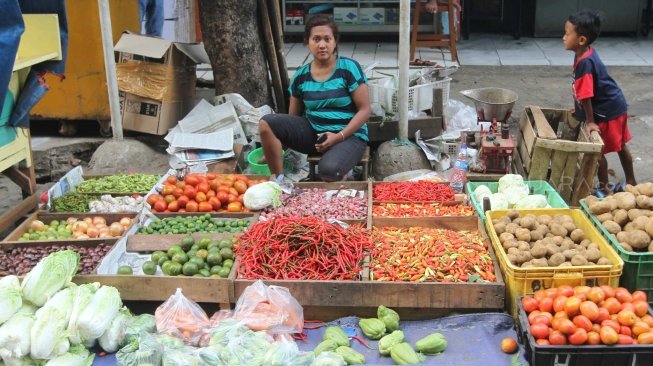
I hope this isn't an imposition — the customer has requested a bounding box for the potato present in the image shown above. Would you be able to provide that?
[628,209,652,221]
[507,253,519,265]
[500,216,512,225]
[596,212,613,223]
[531,258,549,267]
[632,216,650,230]
[636,195,653,209]
[649,242,653,252]
[502,239,518,251]
[552,236,564,245]
[520,216,537,230]
[515,228,532,243]
[512,217,522,226]
[559,262,573,267]
[530,229,544,242]
[507,247,521,256]
[586,247,602,263]
[607,197,619,211]
[612,209,629,226]
[625,184,640,196]
[561,237,575,248]
[541,237,556,247]
[602,220,622,235]
[530,243,547,259]
[506,210,520,220]
[624,222,636,232]
[585,195,599,205]
[517,241,531,252]
[562,249,578,260]
[537,215,553,226]
[548,253,566,267]
[571,255,588,266]
[625,230,651,249]
[619,242,634,252]
[545,243,561,256]
[570,229,586,243]
[559,241,573,252]
[499,232,515,243]
[519,251,534,263]
[505,223,520,235]
[636,182,653,197]
[545,233,554,238]
[549,223,568,237]
[597,257,612,265]
[589,200,611,215]
[645,220,653,238]
[521,261,534,268]
[587,242,600,251]
[616,192,638,209]
[562,221,577,233]
[493,222,507,235]
[616,231,628,243]
[580,239,591,248]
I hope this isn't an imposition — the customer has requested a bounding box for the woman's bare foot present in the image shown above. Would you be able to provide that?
[425,0,439,13]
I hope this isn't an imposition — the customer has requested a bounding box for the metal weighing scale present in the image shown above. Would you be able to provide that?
[460,87,518,174]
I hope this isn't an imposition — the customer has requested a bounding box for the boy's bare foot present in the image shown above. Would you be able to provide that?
[425,0,439,13]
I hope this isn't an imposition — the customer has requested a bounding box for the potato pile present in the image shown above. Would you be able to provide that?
[492,210,612,268]
[586,183,653,253]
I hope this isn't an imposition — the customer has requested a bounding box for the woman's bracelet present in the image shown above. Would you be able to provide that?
[339,131,345,141]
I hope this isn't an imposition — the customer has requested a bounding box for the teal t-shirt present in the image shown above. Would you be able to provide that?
[289,56,368,141]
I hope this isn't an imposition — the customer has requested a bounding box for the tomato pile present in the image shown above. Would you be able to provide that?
[148,174,267,213]
[521,286,653,345]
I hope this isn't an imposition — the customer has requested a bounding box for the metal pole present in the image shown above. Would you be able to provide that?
[98,0,123,140]
[398,0,410,141]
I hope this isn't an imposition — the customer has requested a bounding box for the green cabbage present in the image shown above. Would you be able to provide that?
[116,332,162,366]
[515,194,549,209]
[0,313,34,359]
[21,250,79,307]
[473,185,492,203]
[43,344,93,366]
[311,351,346,366]
[76,286,122,341]
[161,346,203,366]
[0,276,22,325]
[498,174,525,193]
[67,283,100,345]
[99,307,132,353]
[30,307,68,359]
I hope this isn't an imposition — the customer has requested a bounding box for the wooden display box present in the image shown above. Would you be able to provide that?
[515,106,604,206]
[367,117,444,143]
[293,181,371,228]
[3,212,136,244]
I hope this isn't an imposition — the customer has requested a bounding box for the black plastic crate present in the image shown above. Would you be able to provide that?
[516,296,653,366]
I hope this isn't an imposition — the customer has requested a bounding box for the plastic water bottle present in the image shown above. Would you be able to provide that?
[450,144,468,194]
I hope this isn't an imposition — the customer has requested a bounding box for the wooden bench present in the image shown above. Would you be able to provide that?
[307,146,370,181]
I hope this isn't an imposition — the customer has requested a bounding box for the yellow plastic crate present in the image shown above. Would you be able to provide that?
[485,209,623,318]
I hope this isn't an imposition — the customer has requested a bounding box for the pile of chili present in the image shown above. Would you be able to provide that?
[372,203,474,217]
[370,226,496,283]
[235,217,371,280]
[373,181,455,202]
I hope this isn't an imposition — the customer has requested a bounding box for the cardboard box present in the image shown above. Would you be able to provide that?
[333,7,358,24]
[114,33,209,135]
[359,8,385,24]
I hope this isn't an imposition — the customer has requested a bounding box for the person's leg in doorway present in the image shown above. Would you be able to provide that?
[138,0,163,37]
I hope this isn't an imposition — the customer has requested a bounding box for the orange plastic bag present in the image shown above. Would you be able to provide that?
[232,280,304,334]
[154,288,210,346]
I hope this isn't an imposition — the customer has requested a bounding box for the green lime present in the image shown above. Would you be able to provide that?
[50,220,60,227]
[172,252,189,264]
[189,256,205,266]
[219,247,233,260]
[210,274,222,278]
[210,265,223,275]
[207,252,223,266]
[151,251,167,264]
[222,259,234,268]
[157,255,170,267]
[218,267,231,278]
[187,250,198,258]
[208,246,221,254]
[198,237,211,249]
[199,268,210,277]
[167,262,183,276]
[142,261,157,275]
[117,265,133,275]
[224,221,232,228]
[216,220,224,227]
[190,244,200,252]
[238,219,248,227]
[182,262,199,276]
[161,260,173,275]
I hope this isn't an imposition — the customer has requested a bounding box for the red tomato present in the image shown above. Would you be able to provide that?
[617,334,634,344]
[195,192,207,202]
[601,319,621,333]
[601,286,616,299]
[558,285,575,298]
[166,175,177,185]
[549,330,567,345]
[184,186,197,200]
[175,181,185,189]
[620,325,632,336]
[167,201,179,212]
[539,297,554,313]
[161,185,175,196]
[528,310,542,324]
[545,288,559,299]
[579,301,600,321]
[185,201,198,212]
[227,201,243,212]
[557,319,576,335]
[233,180,248,194]
[641,315,653,327]
[617,309,637,327]
[146,194,163,206]
[632,290,648,303]
[206,173,217,180]
[153,200,167,212]
[530,323,550,340]
[587,287,606,304]
[587,331,601,345]
[198,202,213,212]
[615,288,633,303]
[638,332,653,344]
[565,296,582,317]
[500,338,518,354]
[535,339,550,345]
[228,187,239,197]
[568,328,588,345]
[574,286,591,296]
[553,295,568,313]
[600,326,619,345]
[184,174,199,186]
[227,194,238,203]
[177,195,189,208]
[208,197,221,210]
[572,315,593,332]
[209,179,220,191]
[632,322,650,336]
[621,302,635,312]
[603,297,622,314]
[206,190,216,199]
[216,191,229,205]
[596,307,611,323]
[172,187,184,198]
[532,315,551,327]
[197,182,210,194]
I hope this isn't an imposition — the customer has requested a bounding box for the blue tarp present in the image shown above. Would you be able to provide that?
[0,0,68,128]
[91,313,529,365]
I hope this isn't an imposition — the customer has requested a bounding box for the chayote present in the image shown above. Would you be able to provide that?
[334,346,365,365]
[377,305,400,332]
[323,326,350,347]
[390,342,425,365]
[358,318,386,340]
[415,332,448,355]
[378,330,404,356]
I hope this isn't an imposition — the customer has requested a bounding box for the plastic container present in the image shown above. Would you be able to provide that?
[368,77,451,113]
[485,209,623,318]
[467,180,569,223]
[247,147,272,175]
[516,296,653,366]
[580,198,653,307]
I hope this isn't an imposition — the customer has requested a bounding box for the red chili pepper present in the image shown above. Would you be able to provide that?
[372,202,474,217]
[350,335,374,349]
[373,181,455,202]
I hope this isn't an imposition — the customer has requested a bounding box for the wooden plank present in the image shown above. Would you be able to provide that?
[75,275,232,303]
[259,0,286,113]
[534,138,603,153]
[559,151,580,204]
[295,182,369,191]
[549,150,568,187]
[512,147,527,177]
[0,193,38,234]
[127,232,237,252]
[372,216,479,231]
[519,108,537,157]
[4,166,35,195]
[268,0,290,103]
[571,153,600,206]
[529,105,557,140]
[528,146,551,180]
[517,132,532,175]
[366,117,444,142]
[467,172,506,182]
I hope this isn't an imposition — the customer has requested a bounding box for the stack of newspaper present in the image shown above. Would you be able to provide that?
[165,100,248,166]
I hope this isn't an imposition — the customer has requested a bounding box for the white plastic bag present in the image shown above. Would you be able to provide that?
[232,281,303,335]
[445,99,477,131]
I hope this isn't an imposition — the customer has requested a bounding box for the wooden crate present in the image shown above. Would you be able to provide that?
[516,106,603,206]
[3,212,136,243]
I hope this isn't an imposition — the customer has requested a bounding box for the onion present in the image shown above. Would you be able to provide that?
[73,221,89,233]
[30,220,45,232]
[95,223,107,229]
[72,231,83,239]
[92,216,107,226]
[83,217,93,225]
[98,232,112,239]
[77,234,90,239]
[119,217,132,227]
[86,227,100,238]
[66,217,78,225]
[109,222,124,237]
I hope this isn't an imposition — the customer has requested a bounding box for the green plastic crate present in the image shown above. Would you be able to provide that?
[580,198,653,306]
[466,180,568,223]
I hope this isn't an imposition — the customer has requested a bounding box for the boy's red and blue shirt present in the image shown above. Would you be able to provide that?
[572,47,627,122]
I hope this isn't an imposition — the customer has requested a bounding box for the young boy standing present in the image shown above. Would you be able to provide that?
[563,10,636,196]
